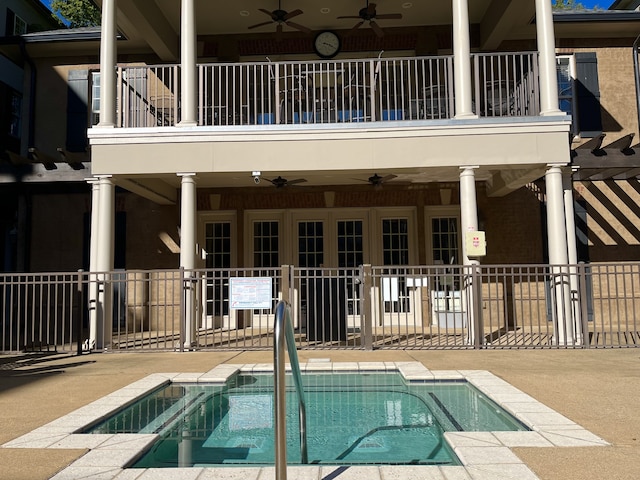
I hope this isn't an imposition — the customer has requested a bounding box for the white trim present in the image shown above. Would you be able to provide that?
[88,117,572,144]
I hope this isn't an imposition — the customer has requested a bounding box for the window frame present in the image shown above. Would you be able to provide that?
[556,55,578,136]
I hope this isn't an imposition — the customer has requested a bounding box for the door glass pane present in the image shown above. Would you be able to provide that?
[204,222,231,317]
[254,221,279,268]
[298,221,324,268]
[382,218,409,313]
[253,221,279,312]
[432,217,459,265]
[337,220,363,315]
[298,221,324,321]
[431,217,460,314]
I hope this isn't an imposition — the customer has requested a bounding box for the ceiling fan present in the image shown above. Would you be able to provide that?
[248,0,311,34]
[267,176,307,188]
[352,173,398,188]
[337,1,403,38]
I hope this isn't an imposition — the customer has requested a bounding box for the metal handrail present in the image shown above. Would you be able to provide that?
[274,300,308,480]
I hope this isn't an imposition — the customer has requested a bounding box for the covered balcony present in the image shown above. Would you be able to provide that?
[89,0,569,179]
[115,52,540,128]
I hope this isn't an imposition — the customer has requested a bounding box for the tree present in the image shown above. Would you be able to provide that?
[552,0,587,9]
[51,0,101,28]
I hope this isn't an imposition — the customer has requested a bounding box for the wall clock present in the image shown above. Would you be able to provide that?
[313,31,341,59]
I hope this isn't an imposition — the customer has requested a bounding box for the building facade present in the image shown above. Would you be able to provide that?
[1,0,640,351]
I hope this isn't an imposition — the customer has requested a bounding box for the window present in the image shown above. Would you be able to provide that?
[557,57,574,116]
[90,72,101,126]
[5,9,26,36]
[8,91,21,139]
[557,53,602,138]
[431,217,459,266]
[13,14,26,35]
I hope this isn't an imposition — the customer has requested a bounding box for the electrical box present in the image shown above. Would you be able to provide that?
[465,231,487,257]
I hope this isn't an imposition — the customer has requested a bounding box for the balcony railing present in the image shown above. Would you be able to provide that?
[115,52,541,128]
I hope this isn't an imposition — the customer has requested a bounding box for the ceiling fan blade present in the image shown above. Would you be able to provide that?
[286,21,311,34]
[350,21,364,32]
[248,21,274,29]
[370,20,385,38]
[287,178,307,185]
[258,8,275,18]
[284,9,303,20]
[337,15,362,19]
[376,13,403,20]
[379,174,397,183]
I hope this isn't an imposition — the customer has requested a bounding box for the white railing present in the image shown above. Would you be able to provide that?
[114,52,541,128]
[473,52,541,117]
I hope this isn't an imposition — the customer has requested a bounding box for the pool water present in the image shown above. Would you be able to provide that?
[87,372,527,467]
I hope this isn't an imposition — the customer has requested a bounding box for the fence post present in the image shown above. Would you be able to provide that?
[76,270,85,356]
[361,264,373,350]
[472,264,483,349]
[578,262,590,349]
[179,266,185,352]
[281,265,291,304]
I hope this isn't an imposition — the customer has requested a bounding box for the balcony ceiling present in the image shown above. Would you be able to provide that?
[92,0,535,60]
[154,0,492,34]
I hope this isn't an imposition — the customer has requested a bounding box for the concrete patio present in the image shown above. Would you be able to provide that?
[0,349,638,479]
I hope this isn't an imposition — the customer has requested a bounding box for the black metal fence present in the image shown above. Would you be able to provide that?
[1,263,639,354]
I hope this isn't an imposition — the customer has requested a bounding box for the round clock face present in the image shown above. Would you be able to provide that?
[313,31,341,59]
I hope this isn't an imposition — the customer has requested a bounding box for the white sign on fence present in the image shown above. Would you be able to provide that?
[229,277,273,309]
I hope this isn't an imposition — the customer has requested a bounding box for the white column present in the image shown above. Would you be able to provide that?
[535,0,562,116]
[460,167,480,345]
[87,178,101,349]
[179,0,198,126]
[179,173,197,347]
[545,164,574,345]
[98,0,117,127]
[563,168,582,344]
[452,0,475,118]
[96,176,115,349]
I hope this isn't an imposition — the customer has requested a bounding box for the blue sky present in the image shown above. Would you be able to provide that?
[580,0,612,7]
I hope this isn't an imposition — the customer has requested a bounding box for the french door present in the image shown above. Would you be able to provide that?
[200,215,236,329]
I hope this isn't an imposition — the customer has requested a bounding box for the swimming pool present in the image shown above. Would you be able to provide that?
[86,371,527,467]
[1,361,609,480]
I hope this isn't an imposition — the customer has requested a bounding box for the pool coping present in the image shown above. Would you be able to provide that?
[1,361,609,480]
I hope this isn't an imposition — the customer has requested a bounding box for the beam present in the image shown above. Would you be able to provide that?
[116,177,177,205]
[571,146,640,168]
[486,167,546,197]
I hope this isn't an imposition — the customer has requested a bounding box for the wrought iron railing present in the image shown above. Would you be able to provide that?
[1,262,639,354]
